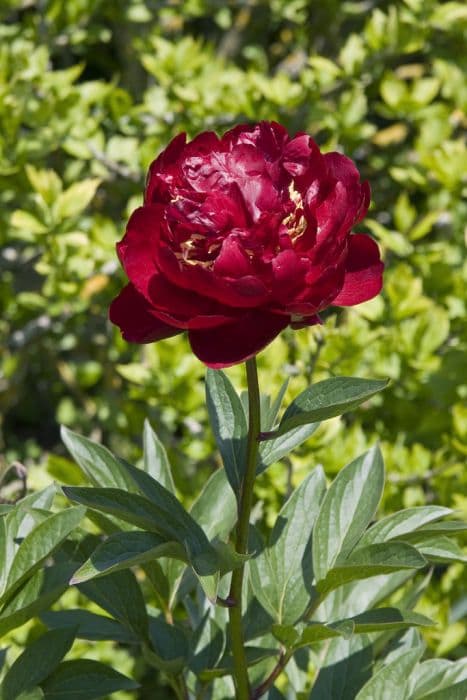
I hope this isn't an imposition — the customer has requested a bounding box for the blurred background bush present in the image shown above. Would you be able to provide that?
[1,0,466,682]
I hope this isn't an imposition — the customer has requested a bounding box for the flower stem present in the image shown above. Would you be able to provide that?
[228,356,261,699]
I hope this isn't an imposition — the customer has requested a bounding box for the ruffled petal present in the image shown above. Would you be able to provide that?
[188,311,289,368]
[271,249,306,303]
[332,234,384,306]
[117,205,165,293]
[157,244,270,309]
[145,133,187,204]
[109,284,181,343]
[147,273,237,329]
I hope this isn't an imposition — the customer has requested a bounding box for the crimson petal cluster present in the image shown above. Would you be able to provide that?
[110,121,383,368]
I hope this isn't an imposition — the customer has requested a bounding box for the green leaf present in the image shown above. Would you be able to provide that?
[17,486,57,512]
[273,621,352,649]
[0,627,76,700]
[16,690,44,700]
[61,427,134,490]
[264,379,289,430]
[189,468,237,542]
[143,419,175,493]
[344,608,433,633]
[257,423,319,472]
[412,521,467,536]
[1,507,85,605]
[77,570,148,641]
[53,179,101,220]
[355,645,424,699]
[357,506,453,547]
[412,536,467,564]
[69,531,186,583]
[249,468,326,624]
[10,211,47,235]
[417,682,467,700]
[41,660,138,699]
[313,446,385,584]
[200,646,279,680]
[206,369,247,495]
[321,570,415,621]
[189,615,225,676]
[410,658,467,699]
[0,564,74,637]
[25,165,62,203]
[40,609,137,644]
[309,635,373,699]
[144,616,189,674]
[62,486,217,577]
[317,542,427,595]
[269,378,388,438]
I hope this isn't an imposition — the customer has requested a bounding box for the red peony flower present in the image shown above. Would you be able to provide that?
[110,121,383,368]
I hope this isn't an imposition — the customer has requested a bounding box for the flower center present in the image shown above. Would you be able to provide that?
[283,182,307,242]
[175,234,221,269]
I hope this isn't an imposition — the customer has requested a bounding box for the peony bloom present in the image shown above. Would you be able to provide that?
[110,121,383,368]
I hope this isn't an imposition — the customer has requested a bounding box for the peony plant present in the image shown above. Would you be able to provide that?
[0,123,465,699]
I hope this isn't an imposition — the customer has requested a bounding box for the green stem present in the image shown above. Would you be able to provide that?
[228,356,261,699]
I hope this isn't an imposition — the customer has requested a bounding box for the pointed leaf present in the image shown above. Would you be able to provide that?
[206,369,247,494]
[416,681,467,700]
[321,571,414,621]
[62,487,217,577]
[1,507,85,604]
[413,521,467,536]
[70,532,186,584]
[77,570,148,640]
[355,645,423,699]
[410,658,467,699]
[41,609,137,644]
[143,419,175,493]
[54,178,101,220]
[313,447,385,583]
[250,468,326,624]
[61,427,133,490]
[345,608,433,633]
[0,564,75,637]
[190,615,225,676]
[41,659,138,699]
[317,542,427,595]
[257,423,319,472]
[309,635,373,700]
[264,379,289,430]
[413,536,467,564]
[144,615,189,674]
[190,469,237,541]
[273,621,352,649]
[358,506,453,548]
[1,627,76,700]
[270,377,388,438]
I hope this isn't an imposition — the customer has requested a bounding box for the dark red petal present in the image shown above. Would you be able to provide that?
[290,314,322,329]
[145,133,187,204]
[146,273,237,329]
[324,151,359,180]
[282,133,312,175]
[271,249,306,302]
[222,121,289,158]
[355,180,371,225]
[188,311,289,368]
[214,236,253,278]
[117,205,165,293]
[157,245,270,309]
[109,284,181,343]
[332,234,384,306]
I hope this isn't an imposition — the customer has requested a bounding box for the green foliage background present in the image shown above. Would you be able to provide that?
[1,0,466,692]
